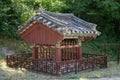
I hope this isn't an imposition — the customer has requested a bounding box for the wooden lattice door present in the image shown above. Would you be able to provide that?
[37,47,54,61]
[61,47,80,61]
[61,39,80,61]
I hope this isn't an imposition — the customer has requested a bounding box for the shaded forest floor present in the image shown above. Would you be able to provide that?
[0,60,120,80]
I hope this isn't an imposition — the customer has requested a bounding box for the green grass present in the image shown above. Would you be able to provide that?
[0,60,120,80]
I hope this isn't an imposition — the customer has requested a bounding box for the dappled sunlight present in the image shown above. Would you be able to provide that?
[79,78,89,80]
[0,60,25,74]
[0,60,56,80]
[0,61,27,80]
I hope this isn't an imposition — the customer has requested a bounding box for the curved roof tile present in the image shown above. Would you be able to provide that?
[18,9,101,37]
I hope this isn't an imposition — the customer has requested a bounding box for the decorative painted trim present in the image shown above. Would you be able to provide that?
[19,21,37,34]
[60,45,79,48]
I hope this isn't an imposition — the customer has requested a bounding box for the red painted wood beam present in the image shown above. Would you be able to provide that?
[78,47,82,59]
[32,47,38,59]
[56,48,61,61]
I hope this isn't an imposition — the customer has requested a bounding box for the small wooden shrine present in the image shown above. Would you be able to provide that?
[5,9,108,75]
[18,9,101,62]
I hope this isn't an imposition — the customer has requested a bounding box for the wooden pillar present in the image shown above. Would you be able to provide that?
[32,47,38,59]
[78,37,82,59]
[56,48,61,61]
[56,41,61,61]
[78,47,82,59]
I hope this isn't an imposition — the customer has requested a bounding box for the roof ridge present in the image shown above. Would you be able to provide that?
[72,15,96,30]
[41,12,69,27]
[43,10,74,16]
[36,8,74,17]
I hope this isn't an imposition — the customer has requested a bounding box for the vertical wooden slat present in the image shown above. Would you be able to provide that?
[63,48,64,61]
[39,47,42,60]
[74,47,76,59]
[75,47,77,59]
[64,48,66,61]
[44,47,45,60]
[70,48,71,60]
[39,47,41,60]
[69,48,72,60]
[73,40,74,45]
[68,39,70,45]
[50,48,51,60]
[68,48,69,60]
[61,49,63,61]
[72,39,73,45]
[48,48,50,60]
[45,48,47,60]
[32,47,38,59]
[63,48,65,61]
[72,47,73,60]
[78,47,82,59]
[64,48,66,60]
[65,48,67,61]
[46,48,48,61]
[74,47,75,59]
[65,39,66,45]
[62,49,64,61]
[47,48,49,60]
[38,47,39,59]
[75,47,76,59]
[76,47,77,59]
[49,48,53,60]
[64,40,65,46]
[42,48,44,60]
[40,47,42,60]
[76,47,78,59]
[66,48,68,60]
[68,48,70,60]
[56,48,62,61]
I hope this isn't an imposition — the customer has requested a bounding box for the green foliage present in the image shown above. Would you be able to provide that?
[0,0,119,39]
[0,0,34,38]
[0,0,119,59]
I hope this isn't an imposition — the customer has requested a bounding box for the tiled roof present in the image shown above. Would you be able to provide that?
[18,9,101,38]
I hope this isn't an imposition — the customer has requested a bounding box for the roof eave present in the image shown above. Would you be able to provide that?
[63,32,100,39]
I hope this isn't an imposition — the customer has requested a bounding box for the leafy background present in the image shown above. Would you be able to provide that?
[0,0,120,60]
